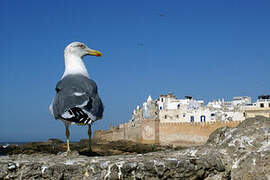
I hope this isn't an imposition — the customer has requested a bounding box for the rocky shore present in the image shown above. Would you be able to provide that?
[0,139,169,156]
[1,116,270,179]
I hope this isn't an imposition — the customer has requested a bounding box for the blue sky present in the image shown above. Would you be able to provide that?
[1,0,269,142]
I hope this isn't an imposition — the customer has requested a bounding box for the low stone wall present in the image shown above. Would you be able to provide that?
[245,109,270,118]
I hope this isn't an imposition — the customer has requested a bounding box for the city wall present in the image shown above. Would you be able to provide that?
[94,124,142,142]
[94,119,241,146]
[159,121,240,146]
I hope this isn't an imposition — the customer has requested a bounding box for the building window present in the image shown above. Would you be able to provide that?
[161,98,163,102]
[211,113,215,120]
[227,117,233,121]
[183,114,186,117]
[176,115,179,118]
[190,116,194,123]
[269,103,270,107]
[260,103,264,108]
[160,106,162,110]
[177,104,180,109]
[200,115,206,122]
[164,115,167,119]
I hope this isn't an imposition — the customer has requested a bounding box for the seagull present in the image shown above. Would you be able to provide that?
[49,42,104,152]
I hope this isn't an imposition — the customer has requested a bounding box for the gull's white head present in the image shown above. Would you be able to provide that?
[62,42,102,78]
[64,42,102,58]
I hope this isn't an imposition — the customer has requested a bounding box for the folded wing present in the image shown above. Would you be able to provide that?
[50,75,103,124]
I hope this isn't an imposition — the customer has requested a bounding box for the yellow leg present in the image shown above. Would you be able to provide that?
[66,126,70,152]
[88,125,92,152]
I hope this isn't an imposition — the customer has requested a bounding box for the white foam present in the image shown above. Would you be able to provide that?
[2,144,9,148]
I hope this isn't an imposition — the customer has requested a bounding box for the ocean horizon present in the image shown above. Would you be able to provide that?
[0,140,79,147]
[0,142,31,146]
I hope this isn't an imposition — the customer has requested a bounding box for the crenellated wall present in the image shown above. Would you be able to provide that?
[94,119,241,146]
[94,124,142,142]
[94,129,115,141]
[159,121,240,146]
[141,119,159,144]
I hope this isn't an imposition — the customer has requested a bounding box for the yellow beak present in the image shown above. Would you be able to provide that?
[87,49,103,57]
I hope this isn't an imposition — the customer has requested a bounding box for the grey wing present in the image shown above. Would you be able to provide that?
[50,76,103,124]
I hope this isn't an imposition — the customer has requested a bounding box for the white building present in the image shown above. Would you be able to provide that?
[207,96,251,110]
[232,96,251,107]
[244,95,270,118]
[157,93,204,111]
[133,93,248,124]
[251,95,270,108]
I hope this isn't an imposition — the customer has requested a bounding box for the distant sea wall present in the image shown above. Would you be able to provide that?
[94,119,241,146]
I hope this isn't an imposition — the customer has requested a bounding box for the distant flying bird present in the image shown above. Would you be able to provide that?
[137,43,144,47]
[153,9,167,17]
[49,42,104,152]
[159,13,167,17]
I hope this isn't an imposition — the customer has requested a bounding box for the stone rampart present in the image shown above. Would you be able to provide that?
[159,121,240,146]
[94,120,241,146]
[94,130,114,141]
[141,119,159,144]
[124,125,142,142]
[94,125,141,142]
[112,128,125,141]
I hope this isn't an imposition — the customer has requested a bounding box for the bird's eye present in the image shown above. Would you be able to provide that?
[78,44,86,49]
